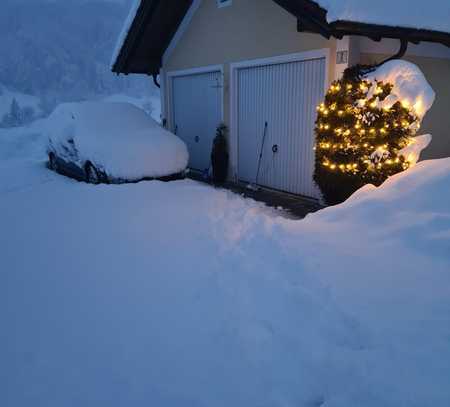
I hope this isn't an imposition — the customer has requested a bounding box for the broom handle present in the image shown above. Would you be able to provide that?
[255,121,268,186]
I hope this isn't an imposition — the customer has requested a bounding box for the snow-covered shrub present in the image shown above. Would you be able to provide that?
[314,60,434,205]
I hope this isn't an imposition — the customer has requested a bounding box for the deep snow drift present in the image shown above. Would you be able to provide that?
[1,127,450,407]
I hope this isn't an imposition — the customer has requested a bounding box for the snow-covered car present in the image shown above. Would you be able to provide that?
[46,102,189,184]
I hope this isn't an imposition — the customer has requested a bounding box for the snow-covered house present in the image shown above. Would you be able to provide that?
[112,0,450,199]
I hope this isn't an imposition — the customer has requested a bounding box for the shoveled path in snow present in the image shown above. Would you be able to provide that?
[1,150,450,407]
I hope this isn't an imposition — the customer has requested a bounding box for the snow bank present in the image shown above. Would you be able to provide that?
[45,102,188,179]
[1,128,450,406]
[110,0,141,69]
[317,0,450,33]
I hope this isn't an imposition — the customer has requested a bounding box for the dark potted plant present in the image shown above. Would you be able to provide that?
[211,123,229,184]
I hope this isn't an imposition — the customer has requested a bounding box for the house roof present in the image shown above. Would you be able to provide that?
[112,0,450,76]
[276,0,450,46]
[112,0,193,75]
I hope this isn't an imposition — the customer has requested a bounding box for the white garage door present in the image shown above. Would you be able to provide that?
[172,71,222,172]
[237,58,325,198]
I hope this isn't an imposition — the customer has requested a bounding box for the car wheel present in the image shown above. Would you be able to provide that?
[85,162,101,184]
[48,153,58,171]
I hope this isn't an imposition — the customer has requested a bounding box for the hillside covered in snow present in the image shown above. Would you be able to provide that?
[0,0,159,123]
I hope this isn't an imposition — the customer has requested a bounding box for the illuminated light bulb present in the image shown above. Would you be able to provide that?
[359,129,366,135]
[369,128,376,134]
[324,124,330,130]
[386,159,393,164]
[339,164,345,170]
[395,158,400,163]
[401,100,410,108]
[334,128,342,134]
[374,87,382,95]
[370,101,377,108]
[346,84,353,90]
[338,110,344,116]
[383,106,391,111]
[330,103,337,111]
[354,123,361,129]
[380,128,386,134]
[330,164,336,170]
[363,143,368,147]
[323,109,329,115]
[414,99,423,116]
[352,164,358,169]
[344,130,351,136]
[335,84,341,91]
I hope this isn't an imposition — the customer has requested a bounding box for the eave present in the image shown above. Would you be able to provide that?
[292,0,450,47]
[112,0,193,75]
[112,0,450,76]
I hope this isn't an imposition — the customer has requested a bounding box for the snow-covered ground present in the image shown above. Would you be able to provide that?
[1,125,450,407]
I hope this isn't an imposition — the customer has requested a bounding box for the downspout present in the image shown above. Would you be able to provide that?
[376,38,409,67]
[152,74,161,88]
[343,38,409,80]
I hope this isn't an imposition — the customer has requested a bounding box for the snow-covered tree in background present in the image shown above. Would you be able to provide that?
[0,98,35,128]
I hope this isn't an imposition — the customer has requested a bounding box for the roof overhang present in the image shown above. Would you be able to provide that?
[113,0,450,76]
[275,0,450,46]
[112,0,193,75]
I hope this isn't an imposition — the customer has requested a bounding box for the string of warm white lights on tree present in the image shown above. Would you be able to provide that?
[314,69,420,205]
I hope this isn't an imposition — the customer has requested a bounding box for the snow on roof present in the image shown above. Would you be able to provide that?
[316,0,450,33]
[111,0,142,69]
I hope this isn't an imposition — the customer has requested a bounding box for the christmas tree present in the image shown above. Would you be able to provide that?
[314,66,420,205]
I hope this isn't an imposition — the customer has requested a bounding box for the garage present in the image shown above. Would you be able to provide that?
[235,55,326,198]
[170,69,223,172]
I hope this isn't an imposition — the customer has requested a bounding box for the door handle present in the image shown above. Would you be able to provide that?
[195,136,200,143]
[272,144,278,153]
[174,125,178,135]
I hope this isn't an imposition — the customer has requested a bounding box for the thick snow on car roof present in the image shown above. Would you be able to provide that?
[46,102,188,180]
[316,0,450,33]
